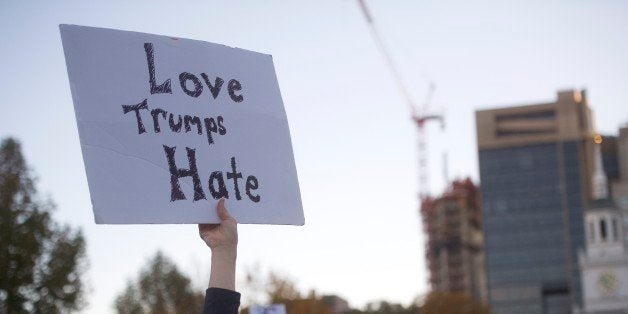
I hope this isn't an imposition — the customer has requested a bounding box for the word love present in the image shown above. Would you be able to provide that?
[144,43,244,103]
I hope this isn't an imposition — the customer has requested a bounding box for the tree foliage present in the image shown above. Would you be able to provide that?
[345,300,419,314]
[239,267,332,314]
[0,137,87,313]
[114,251,204,314]
[420,291,489,314]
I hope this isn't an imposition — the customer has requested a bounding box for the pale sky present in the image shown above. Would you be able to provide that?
[1,0,627,313]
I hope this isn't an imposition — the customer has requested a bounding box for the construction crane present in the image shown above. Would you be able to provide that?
[356,0,444,199]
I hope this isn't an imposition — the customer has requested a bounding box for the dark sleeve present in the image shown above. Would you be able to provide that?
[202,287,241,314]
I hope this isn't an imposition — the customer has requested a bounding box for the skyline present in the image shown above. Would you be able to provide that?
[1,0,628,312]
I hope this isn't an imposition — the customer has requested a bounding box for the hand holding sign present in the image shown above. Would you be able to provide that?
[60,25,304,225]
[199,198,238,253]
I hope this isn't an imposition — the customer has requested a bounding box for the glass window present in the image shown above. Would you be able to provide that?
[600,219,607,241]
[612,218,618,241]
[588,222,595,242]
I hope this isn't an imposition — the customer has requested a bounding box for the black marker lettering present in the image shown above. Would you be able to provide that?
[163,145,206,202]
[217,116,227,135]
[245,175,260,203]
[203,117,217,146]
[184,115,202,134]
[200,73,224,99]
[122,99,149,134]
[226,157,243,200]
[228,79,243,102]
[208,171,229,199]
[168,113,183,132]
[150,108,167,133]
[179,72,203,97]
[144,43,172,94]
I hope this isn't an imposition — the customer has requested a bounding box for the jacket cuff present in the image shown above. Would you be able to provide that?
[203,288,241,314]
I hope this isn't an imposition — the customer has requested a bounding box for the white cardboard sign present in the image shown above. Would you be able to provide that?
[60,25,304,225]
[250,304,287,314]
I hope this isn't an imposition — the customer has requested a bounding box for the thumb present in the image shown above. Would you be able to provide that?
[216,198,234,222]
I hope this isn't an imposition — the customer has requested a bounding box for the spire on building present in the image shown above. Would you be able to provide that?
[592,134,610,201]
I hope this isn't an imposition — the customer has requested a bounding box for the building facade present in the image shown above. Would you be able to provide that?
[579,199,628,313]
[476,90,597,313]
[578,127,628,314]
[421,178,487,303]
[611,127,628,240]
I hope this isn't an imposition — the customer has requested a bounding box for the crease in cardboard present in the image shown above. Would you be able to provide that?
[82,142,211,207]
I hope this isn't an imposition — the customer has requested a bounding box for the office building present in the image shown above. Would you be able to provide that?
[421,178,487,303]
[476,90,597,313]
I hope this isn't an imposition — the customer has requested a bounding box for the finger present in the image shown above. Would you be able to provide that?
[199,223,219,237]
[199,201,222,232]
[198,223,210,235]
[216,198,234,222]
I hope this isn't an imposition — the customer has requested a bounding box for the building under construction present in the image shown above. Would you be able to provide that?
[421,178,487,303]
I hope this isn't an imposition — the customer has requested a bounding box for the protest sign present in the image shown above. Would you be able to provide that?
[60,24,304,225]
[250,304,287,314]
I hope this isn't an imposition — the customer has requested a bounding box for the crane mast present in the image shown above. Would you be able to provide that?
[356,0,444,199]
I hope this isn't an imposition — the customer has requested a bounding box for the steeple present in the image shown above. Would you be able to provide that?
[579,133,628,313]
[583,134,623,253]
[592,134,609,201]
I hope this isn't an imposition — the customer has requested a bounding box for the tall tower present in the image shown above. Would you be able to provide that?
[476,90,595,313]
[579,136,628,312]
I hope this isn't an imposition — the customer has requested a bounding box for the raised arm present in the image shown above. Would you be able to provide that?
[198,198,240,313]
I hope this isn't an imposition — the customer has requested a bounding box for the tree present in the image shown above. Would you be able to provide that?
[420,291,489,314]
[279,292,333,314]
[240,267,332,314]
[114,251,204,314]
[345,300,420,314]
[0,137,87,313]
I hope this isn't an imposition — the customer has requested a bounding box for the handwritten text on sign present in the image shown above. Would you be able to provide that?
[126,43,259,203]
[60,25,304,224]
